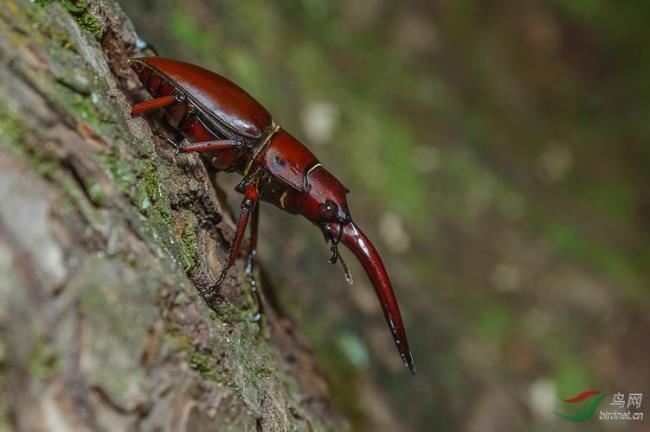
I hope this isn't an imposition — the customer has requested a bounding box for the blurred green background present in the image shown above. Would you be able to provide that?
[121,1,649,431]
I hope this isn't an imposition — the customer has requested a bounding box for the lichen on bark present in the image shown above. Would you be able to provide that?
[0,1,343,431]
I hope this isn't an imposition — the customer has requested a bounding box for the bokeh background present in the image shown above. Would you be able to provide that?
[121,1,649,431]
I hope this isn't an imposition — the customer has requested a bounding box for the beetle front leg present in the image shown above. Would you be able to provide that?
[246,202,259,273]
[245,203,263,321]
[201,184,259,296]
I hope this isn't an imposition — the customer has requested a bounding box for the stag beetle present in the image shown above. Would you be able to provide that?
[129,57,415,374]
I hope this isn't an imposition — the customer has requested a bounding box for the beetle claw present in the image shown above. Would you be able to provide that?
[134,35,159,56]
[198,283,217,298]
[174,138,192,155]
[154,131,182,154]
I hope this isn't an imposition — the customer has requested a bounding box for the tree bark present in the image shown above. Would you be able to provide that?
[0,1,343,431]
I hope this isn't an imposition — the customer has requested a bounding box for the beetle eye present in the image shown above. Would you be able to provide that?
[320,200,338,220]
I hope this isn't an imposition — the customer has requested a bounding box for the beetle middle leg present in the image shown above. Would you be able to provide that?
[153,136,242,155]
[178,139,243,153]
[201,183,259,296]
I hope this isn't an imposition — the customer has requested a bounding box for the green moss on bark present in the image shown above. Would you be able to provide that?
[177,210,199,271]
[36,0,105,39]
[26,340,61,380]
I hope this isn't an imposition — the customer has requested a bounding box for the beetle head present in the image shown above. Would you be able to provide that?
[300,165,352,227]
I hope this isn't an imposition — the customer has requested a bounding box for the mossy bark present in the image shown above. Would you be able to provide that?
[0,1,343,431]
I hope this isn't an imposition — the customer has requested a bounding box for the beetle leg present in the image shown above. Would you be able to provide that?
[179,140,243,153]
[247,202,260,266]
[245,203,263,321]
[130,95,177,116]
[153,131,182,152]
[135,35,159,56]
[202,184,259,296]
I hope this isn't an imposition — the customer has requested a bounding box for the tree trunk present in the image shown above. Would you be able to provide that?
[0,1,343,431]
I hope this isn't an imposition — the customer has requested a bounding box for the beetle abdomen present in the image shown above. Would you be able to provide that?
[130,57,272,140]
[132,63,175,99]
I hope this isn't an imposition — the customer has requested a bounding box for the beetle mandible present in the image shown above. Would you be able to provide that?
[129,57,415,374]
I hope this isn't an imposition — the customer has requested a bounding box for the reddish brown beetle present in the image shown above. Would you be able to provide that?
[129,57,415,374]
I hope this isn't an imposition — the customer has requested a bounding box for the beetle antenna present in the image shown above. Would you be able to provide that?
[339,252,354,285]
